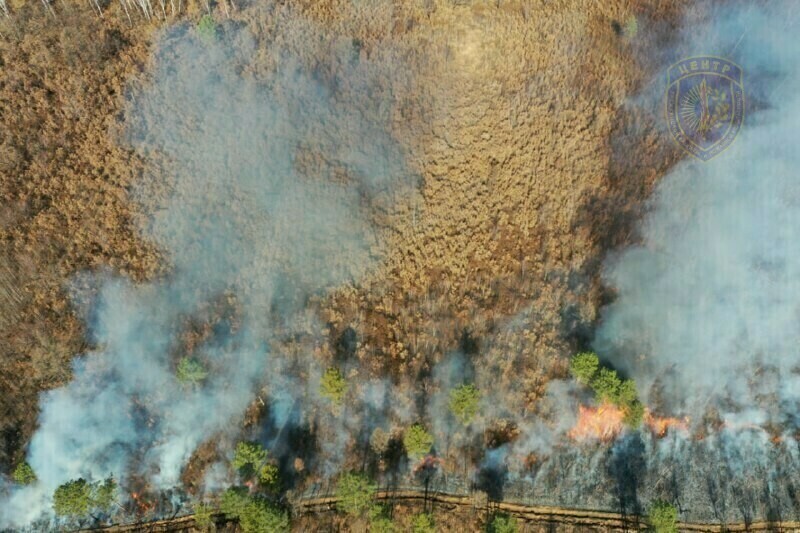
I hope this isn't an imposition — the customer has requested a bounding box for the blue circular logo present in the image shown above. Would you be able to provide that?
[666,56,745,161]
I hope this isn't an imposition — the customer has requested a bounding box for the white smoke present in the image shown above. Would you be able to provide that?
[1,15,415,528]
[595,1,800,429]
[586,0,800,521]
[457,1,800,521]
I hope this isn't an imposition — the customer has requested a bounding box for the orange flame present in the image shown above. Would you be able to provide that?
[645,411,690,437]
[568,403,691,442]
[130,491,156,513]
[568,403,625,442]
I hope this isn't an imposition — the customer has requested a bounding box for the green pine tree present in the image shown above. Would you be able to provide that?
[648,499,678,533]
[403,424,434,460]
[448,383,481,425]
[335,472,376,517]
[488,513,519,533]
[320,367,348,406]
[591,367,621,403]
[569,352,600,384]
[411,512,435,533]
[197,15,217,41]
[220,488,289,532]
[12,462,36,485]
[176,357,209,386]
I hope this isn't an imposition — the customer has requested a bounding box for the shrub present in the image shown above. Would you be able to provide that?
[92,478,117,512]
[648,499,678,533]
[624,15,639,39]
[335,472,376,517]
[12,461,36,485]
[616,379,638,407]
[232,441,278,488]
[197,15,217,41]
[569,352,599,385]
[623,399,645,428]
[403,424,434,460]
[371,516,396,532]
[53,479,92,517]
[220,488,289,532]
[320,367,348,406]
[591,367,621,403]
[53,477,116,518]
[448,383,481,425]
[411,512,435,533]
[194,502,214,529]
[176,357,208,386]
[488,513,519,533]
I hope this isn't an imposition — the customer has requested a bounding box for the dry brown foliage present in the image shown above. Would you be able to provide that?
[0,0,686,494]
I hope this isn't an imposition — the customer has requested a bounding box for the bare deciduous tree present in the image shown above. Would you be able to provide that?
[119,0,132,24]
[134,0,153,20]
[40,0,55,17]
[120,0,154,20]
[370,428,391,456]
[88,0,103,17]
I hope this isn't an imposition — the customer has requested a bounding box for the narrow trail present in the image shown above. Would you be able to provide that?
[82,490,800,532]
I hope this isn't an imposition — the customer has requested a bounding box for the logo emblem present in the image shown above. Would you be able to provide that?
[666,56,744,161]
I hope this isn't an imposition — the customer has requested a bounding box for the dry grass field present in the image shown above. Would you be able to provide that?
[0,0,692,529]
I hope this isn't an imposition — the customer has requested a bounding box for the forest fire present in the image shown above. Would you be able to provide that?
[413,455,444,474]
[645,412,690,437]
[568,403,690,442]
[130,492,156,514]
[568,403,625,441]
[2,0,799,530]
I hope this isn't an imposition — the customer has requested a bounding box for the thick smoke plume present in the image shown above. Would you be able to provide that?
[415,1,800,522]
[597,0,800,436]
[589,0,800,522]
[1,16,414,527]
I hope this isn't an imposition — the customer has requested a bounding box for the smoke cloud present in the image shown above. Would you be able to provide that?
[596,0,800,433]
[431,1,800,522]
[589,0,800,522]
[1,15,415,528]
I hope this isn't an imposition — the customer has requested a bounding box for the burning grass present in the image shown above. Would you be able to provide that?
[568,403,626,442]
[568,402,690,442]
